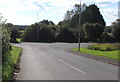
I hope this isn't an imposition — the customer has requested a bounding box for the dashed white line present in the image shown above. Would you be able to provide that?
[59,59,86,75]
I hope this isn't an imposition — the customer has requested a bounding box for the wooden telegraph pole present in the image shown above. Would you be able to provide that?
[78,0,81,51]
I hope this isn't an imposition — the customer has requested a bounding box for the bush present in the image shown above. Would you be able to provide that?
[22,23,41,42]
[88,44,120,51]
[83,23,104,42]
[56,28,77,43]
[102,32,114,43]
[112,25,120,42]
[39,27,55,42]
[22,23,55,42]
[2,28,11,56]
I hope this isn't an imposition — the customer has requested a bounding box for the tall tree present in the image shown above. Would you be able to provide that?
[81,4,106,27]
[63,4,87,28]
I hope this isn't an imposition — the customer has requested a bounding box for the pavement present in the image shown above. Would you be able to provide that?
[14,42,118,80]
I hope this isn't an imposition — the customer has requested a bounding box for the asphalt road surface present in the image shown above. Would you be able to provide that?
[14,43,118,80]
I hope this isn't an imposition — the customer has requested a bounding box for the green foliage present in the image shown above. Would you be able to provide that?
[63,4,87,29]
[0,15,11,55]
[81,4,106,27]
[56,28,77,43]
[39,26,55,42]
[22,23,40,42]
[10,26,19,43]
[22,23,55,42]
[72,47,120,60]
[2,28,11,55]
[60,4,106,42]
[16,38,21,42]
[104,26,112,33]
[63,4,105,28]
[87,44,120,51]
[83,23,104,42]
[112,19,120,42]
[102,32,114,43]
[39,20,55,25]
[4,23,20,43]
[2,46,22,80]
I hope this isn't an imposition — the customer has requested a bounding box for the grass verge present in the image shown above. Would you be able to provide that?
[2,46,22,80]
[72,48,120,60]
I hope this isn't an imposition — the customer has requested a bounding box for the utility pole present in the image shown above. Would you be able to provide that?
[36,13,39,41]
[78,0,81,51]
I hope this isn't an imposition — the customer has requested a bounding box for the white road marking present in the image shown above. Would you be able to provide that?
[59,59,86,75]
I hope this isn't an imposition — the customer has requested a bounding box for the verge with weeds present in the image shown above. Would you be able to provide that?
[72,43,120,60]
[2,46,22,80]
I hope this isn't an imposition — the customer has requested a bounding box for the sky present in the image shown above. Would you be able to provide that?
[0,0,119,26]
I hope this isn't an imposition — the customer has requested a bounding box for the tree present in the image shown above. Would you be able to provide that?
[39,26,55,42]
[63,4,87,29]
[4,23,19,43]
[81,4,106,27]
[22,23,41,42]
[10,26,19,42]
[83,23,104,42]
[39,20,55,25]
[102,32,114,43]
[112,19,120,42]
[22,22,55,42]
[56,28,77,43]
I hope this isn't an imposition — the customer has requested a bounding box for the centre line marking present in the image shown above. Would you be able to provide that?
[59,59,86,75]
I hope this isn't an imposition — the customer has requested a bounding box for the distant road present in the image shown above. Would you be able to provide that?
[14,43,118,80]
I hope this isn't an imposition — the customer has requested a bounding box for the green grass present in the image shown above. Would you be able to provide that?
[2,46,22,80]
[72,48,120,60]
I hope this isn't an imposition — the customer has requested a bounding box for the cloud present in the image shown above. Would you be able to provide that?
[102,8,118,18]
[0,0,118,25]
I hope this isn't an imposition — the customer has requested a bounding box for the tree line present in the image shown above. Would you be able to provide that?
[22,4,119,43]
[1,4,120,44]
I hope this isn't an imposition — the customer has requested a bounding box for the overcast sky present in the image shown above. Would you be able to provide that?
[0,0,119,26]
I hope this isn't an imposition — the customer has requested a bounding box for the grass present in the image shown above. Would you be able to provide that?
[72,43,120,60]
[72,48,120,60]
[2,46,22,80]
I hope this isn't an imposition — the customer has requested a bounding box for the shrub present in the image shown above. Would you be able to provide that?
[2,28,11,55]
[102,32,114,43]
[88,44,120,51]
[56,28,77,43]
[83,23,104,42]
[22,23,55,42]
[39,27,55,42]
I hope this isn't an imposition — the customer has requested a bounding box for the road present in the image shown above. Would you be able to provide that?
[14,43,118,80]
